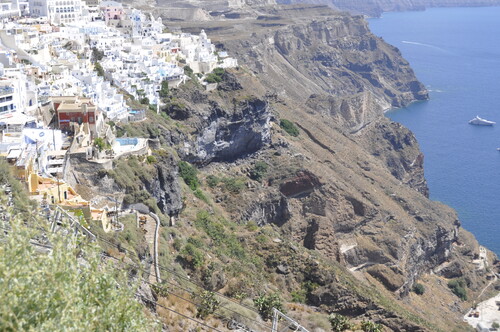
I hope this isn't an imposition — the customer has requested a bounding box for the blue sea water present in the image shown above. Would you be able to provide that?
[369,7,500,256]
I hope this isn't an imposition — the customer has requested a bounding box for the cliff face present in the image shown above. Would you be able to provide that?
[224,12,427,112]
[182,97,272,164]
[69,5,499,330]
[277,0,500,16]
[158,6,499,330]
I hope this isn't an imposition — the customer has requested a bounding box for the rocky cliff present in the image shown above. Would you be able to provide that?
[277,0,500,16]
[152,5,499,330]
[72,4,499,331]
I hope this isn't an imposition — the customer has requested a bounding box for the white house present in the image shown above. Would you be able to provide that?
[29,0,86,25]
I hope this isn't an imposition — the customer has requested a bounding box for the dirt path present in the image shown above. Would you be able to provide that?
[141,213,160,284]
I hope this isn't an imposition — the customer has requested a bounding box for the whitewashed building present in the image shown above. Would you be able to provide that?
[29,0,86,25]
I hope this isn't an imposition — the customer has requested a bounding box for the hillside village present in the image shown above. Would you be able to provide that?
[0,0,237,232]
[1,0,499,331]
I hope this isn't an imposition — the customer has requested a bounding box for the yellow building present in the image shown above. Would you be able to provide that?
[25,169,115,232]
[28,172,87,205]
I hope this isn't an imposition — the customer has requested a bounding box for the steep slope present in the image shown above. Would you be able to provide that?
[159,6,497,330]
[70,5,499,331]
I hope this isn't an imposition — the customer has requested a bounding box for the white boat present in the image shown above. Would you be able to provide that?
[468,116,496,126]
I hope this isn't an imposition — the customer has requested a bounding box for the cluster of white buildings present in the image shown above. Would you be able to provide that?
[0,0,238,167]
[0,0,237,124]
[0,0,238,232]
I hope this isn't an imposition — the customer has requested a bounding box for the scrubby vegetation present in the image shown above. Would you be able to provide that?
[0,224,156,331]
[0,159,37,212]
[360,320,384,332]
[93,137,109,152]
[178,242,205,269]
[253,293,284,321]
[178,161,200,190]
[329,313,352,332]
[447,279,468,300]
[279,119,299,137]
[193,211,246,260]
[94,62,105,77]
[204,68,225,84]
[159,79,169,99]
[412,283,425,295]
[249,161,268,181]
[205,175,246,193]
[0,171,156,332]
[101,155,158,211]
[194,290,220,319]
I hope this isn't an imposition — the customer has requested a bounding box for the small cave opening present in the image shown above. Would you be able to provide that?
[303,219,319,250]
[346,196,365,217]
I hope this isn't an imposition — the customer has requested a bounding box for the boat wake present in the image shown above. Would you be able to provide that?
[402,41,449,53]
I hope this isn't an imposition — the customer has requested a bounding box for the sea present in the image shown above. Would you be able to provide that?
[368,7,500,256]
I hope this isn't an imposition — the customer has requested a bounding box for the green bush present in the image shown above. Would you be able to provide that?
[291,289,307,303]
[194,290,220,319]
[221,177,246,193]
[206,175,220,188]
[329,314,352,332]
[253,293,285,321]
[173,238,183,251]
[93,137,107,151]
[245,221,258,232]
[193,188,209,204]
[412,283,425,295]
[448,279,467,300]
[179,243,205,269]
[178,161,200,190]
[213,68,225,76]
[204,68,225,84]
[205,74,222,84]
[146,155,157,164]
[159,79,169,99]
[360,321,383,332]
[151,283,169,298]
[256,234,268,244]
[249,161,268,181]
[0,221,156,331]
[194,211,246,260]
[187,236,204,248]
[184,66,194,76]
[288,281,318,304]
[280,119,299,137]
[194,211,225,245]
[94,62,105,77]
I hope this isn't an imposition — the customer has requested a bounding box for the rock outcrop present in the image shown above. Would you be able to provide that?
[145,155,183,216]
[186,97,272,163]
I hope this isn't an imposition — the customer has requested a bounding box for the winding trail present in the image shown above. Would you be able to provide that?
[477,273,497,300]
[149,212,161,284]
